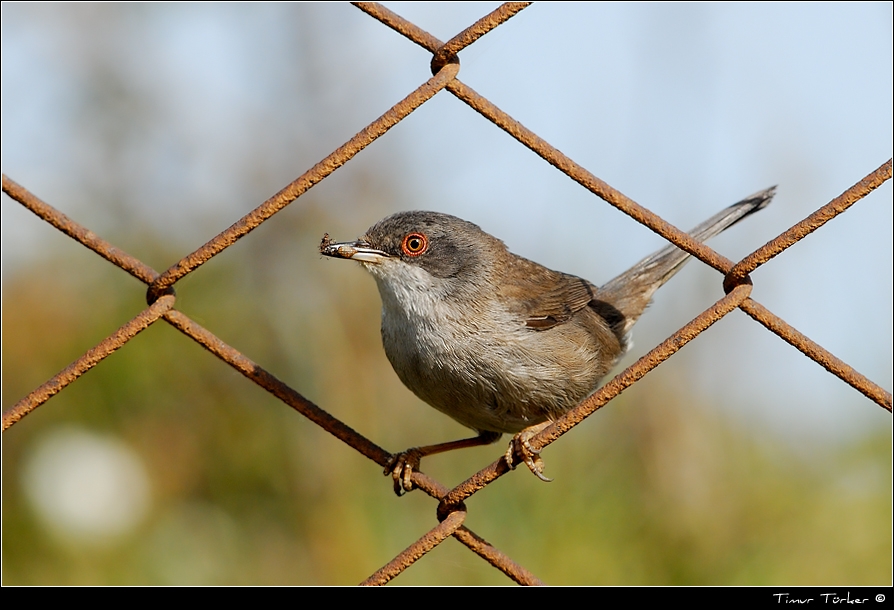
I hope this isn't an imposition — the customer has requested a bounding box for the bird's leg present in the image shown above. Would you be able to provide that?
[505,421,553,482]
[387,430,502,496]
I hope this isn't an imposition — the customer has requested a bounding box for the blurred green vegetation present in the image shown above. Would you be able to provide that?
[2,213,890,585]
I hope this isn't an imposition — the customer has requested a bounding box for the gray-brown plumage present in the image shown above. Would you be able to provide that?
[321,187,773,493]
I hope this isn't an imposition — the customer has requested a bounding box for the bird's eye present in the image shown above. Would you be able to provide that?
[401,232,428,256]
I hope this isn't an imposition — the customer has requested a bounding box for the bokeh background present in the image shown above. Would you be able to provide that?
[2,3,891,585]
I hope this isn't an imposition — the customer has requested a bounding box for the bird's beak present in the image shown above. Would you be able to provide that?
[319,234,389,264]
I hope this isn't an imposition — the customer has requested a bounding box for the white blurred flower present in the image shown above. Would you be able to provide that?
[22,427,151,545]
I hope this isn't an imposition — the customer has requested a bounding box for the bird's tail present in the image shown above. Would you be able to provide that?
[595,186,775,335]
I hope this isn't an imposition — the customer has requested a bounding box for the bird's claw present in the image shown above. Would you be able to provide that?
[505,430,553,482]
[386,448,424,496]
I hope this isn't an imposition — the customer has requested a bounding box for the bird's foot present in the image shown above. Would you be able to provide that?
[385,448,424,496]
[504,423,553,482]
[385,432,503,496]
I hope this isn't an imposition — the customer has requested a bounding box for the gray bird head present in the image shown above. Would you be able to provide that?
[320,211,507,299]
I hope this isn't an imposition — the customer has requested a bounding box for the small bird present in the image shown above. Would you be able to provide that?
[321,188,773,494]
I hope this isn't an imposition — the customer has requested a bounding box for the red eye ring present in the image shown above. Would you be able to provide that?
[401,232,428,256]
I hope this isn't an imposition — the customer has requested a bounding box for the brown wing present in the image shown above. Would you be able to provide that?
[496,255,598,330]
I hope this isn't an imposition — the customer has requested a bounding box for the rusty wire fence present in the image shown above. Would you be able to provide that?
[2,3,892,585]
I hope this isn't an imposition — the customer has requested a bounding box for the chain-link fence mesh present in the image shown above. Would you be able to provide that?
[3,3,891,585]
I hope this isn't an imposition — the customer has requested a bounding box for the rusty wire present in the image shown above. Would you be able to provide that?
[738,299,892,410]
[148,62,461,299]
[2,293,175,429]
[361,509,468,586]
[3,176,159,285]
[2,2,891,586]
[726,160,892,288]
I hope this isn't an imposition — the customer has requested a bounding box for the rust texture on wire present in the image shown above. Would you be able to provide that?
[3,2,891,586]
[3,175,160,285]
[445,79,745,274]
[2,294,175,430]
[163,309,394,464]
[451,526,545,586]
[361,509,467,586]
[739,299,892,411]
[727,159,892,289]
[430,3,532,72]
[353,2,443,52]
[149,62,460,295]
